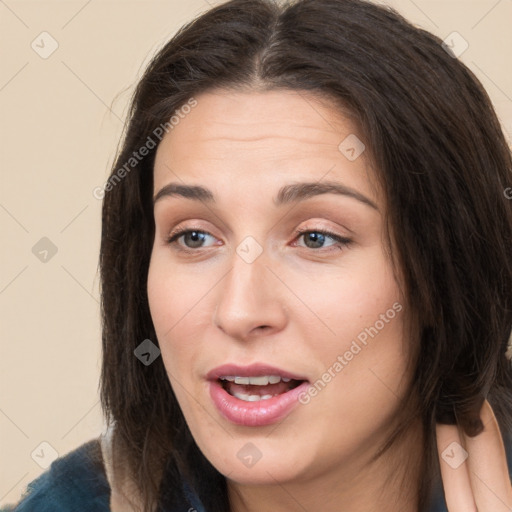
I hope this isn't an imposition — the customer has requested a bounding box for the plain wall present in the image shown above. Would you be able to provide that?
[1,0,511,506]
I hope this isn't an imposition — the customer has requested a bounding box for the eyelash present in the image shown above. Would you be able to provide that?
[293,228,352,251]
[165,227,352,254]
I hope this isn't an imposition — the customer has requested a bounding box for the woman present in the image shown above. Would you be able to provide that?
[5,0,512,511]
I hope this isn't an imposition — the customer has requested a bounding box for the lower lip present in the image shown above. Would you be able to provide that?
[209,380,310,427]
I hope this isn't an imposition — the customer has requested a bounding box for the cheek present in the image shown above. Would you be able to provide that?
[147,249,208,333]
[147,250,219,381]
[295,247,404,356]
[292,248,410,409]
[147,254,192,367]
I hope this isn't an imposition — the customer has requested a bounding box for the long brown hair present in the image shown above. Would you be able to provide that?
[99,1,512,510]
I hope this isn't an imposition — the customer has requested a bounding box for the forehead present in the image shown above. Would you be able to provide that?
[157,89,355,152]
[153,89,379,204]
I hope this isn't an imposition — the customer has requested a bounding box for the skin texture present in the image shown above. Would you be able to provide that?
[147,89,423,512]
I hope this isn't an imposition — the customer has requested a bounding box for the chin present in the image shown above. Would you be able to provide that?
[221,459,308,486]
[196,434,314,485]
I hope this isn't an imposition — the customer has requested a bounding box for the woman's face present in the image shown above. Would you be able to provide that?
[148,89,411,486]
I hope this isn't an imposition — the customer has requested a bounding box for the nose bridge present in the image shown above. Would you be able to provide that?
[213,242,287,339]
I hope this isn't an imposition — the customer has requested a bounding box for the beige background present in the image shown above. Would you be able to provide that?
[1,0,511,506]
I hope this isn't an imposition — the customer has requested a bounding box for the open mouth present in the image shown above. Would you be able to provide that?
[208,364,310,426]
[218,375,305,402]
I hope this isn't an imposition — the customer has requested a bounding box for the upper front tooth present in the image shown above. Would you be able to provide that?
[248,376,270,385]
[232,375,283,385]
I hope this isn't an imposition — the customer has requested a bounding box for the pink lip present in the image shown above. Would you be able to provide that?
[207,363,309,427]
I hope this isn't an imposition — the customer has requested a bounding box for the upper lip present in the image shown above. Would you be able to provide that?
[206,363,309,382]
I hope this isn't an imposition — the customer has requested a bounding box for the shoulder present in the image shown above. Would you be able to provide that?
[2,439,110,512]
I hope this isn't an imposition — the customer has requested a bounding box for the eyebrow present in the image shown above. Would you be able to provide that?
[153,180,378,210]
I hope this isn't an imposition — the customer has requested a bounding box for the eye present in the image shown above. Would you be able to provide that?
[166,228,218,250]
[165,227,351,253]
[294,229,351,250]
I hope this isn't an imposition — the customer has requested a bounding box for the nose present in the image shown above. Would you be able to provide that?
[213,249,288,341]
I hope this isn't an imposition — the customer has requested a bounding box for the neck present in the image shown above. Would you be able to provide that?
[227,421,423,512]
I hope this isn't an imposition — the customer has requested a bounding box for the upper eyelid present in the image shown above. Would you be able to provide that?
[166,218,351,237]
[168,226,204,237]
